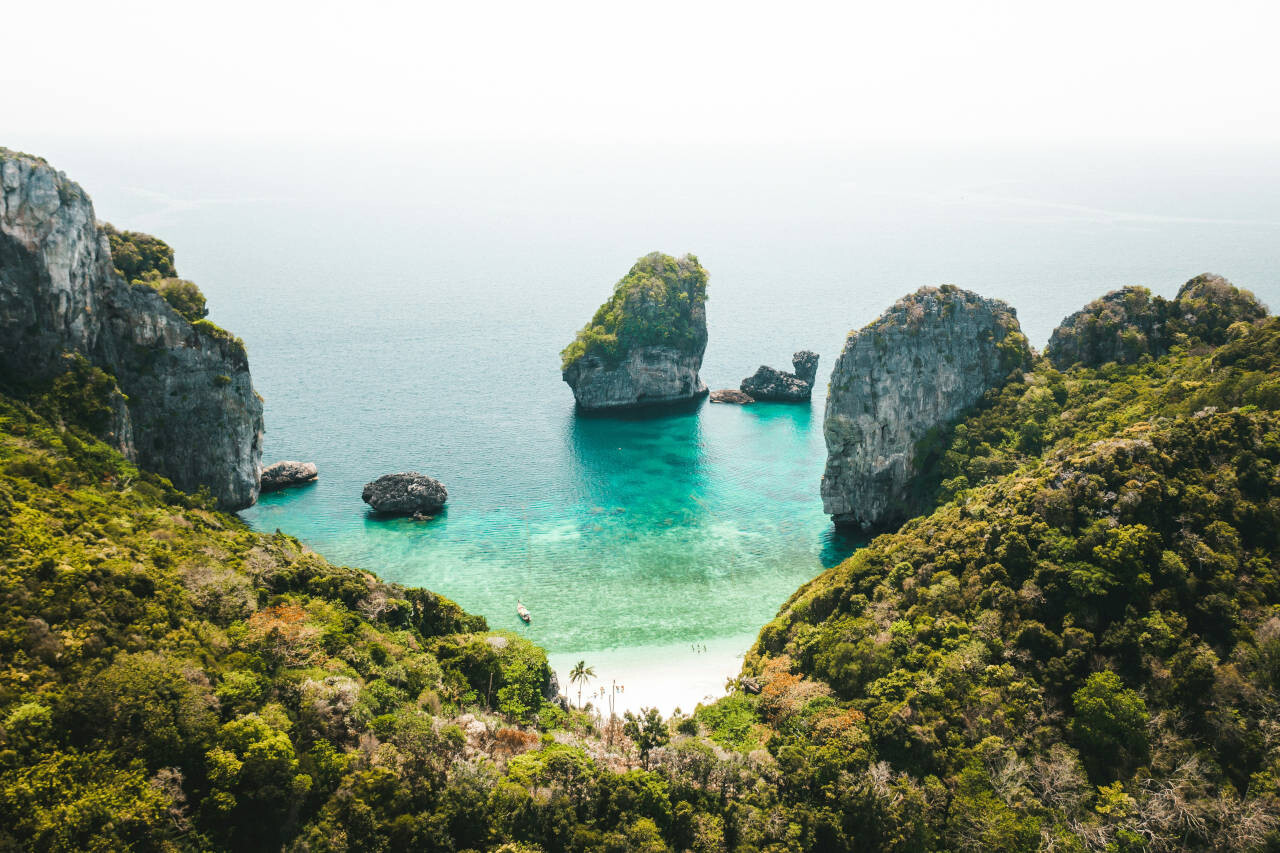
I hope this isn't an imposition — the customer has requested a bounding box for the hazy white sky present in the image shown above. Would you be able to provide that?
[4,0,1279,148]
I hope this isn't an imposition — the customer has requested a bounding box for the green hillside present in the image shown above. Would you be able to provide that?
[2,291,1279,851]
[739,315,1280,850]
[0,392,563,850]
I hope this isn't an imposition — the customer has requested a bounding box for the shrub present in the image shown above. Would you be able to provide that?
[152,278,208,322]
[102,223,176,283]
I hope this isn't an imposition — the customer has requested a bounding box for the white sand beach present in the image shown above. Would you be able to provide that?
[548,633,752,717]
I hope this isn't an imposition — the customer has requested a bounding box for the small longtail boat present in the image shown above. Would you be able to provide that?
[516,601,531,623]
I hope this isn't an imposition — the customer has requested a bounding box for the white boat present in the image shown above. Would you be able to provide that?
[516,600,531,623]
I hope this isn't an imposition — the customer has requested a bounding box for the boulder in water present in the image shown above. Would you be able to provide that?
[260,460,318,493]
[710,388,754,404]
[740,350,820,402]
[362,472,447,516]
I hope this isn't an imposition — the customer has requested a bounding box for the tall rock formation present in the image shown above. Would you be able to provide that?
[0,148,263,509]
[821,285,1031,530]
[561,252,709,411]
[1046,273,1267,369]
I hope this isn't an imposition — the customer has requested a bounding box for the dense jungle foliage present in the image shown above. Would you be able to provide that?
[0,396,567,850]
[560,253,708,370]
[2,277,1279,851]
[1044,273,1266,370]
[746,311,1280,851]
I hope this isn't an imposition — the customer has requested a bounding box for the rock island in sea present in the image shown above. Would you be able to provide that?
[561,252,709,411]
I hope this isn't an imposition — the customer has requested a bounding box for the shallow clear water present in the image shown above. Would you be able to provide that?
[247,398,852,653]
[42,139,1280,708]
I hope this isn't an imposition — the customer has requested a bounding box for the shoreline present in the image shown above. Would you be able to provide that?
[547,633,752,717]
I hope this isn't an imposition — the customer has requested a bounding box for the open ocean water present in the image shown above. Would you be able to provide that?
[39,139,1280,710]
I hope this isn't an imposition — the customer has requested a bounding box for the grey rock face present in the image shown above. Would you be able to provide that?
[0,149,263,509]
[821,286,1030,530]
[792,350,819,386]
[260,460,318,492]
[740,351,820,402]
[544,670,561,702]
[362,472,447,516]
[710,388,754,404]
[563,346,708,411]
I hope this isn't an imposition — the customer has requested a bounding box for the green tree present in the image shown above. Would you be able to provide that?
[70,652,218,769]
[622,707,670,769]
[32,353,124,438]
[0,750,177,852]
[569,660,595,709]
[203,710,312,842]
[1071,671,1149,780]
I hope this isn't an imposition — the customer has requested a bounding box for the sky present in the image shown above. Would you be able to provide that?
[4,0,1280,149]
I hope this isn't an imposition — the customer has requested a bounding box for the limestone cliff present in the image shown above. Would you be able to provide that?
[1046,273,1267,370]
[821,285,1030,530]
[0,148,263,509]
[561,252,708,411]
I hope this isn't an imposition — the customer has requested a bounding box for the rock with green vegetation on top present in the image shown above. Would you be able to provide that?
[1045,272,1267,369]
[821,285,1031,530]
[561,252,709,411]
[0,147,262,509]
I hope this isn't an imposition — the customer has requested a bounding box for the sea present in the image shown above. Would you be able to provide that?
[28,137,1280,712]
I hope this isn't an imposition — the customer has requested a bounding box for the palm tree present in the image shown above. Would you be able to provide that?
[569,660,596,709]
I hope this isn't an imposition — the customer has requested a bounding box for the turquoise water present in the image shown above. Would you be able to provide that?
[40,139,1280,704]
[246,399,852,653]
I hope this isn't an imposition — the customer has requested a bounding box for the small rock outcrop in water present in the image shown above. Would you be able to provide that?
[1046,273,1267,369]
[710,388,754,404]
[740,350,820,401]
[561,252,709,411]
[362,472,448,516]
[821,286,1031,530]
[260,461,318,492]
[0,149,263,509]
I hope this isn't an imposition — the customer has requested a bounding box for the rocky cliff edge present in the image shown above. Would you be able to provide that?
[0,148,263,508]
